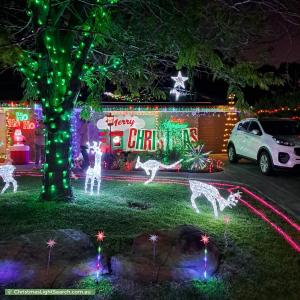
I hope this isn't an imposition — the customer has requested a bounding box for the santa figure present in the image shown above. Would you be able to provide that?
[13,129,25,145]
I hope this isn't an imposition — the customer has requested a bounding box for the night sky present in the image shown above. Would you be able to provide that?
[1,9,300,105]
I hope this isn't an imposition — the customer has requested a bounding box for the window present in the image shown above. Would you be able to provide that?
[260,120,300,135]
[248,121,262,135]
[237,121,250,132]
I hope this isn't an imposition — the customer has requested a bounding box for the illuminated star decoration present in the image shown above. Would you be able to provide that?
[185,144,212,170]
[46,239,56,275]
[46,239,56,248]
[171,71,188,89]
[201,234,209,245]
[96,231,106,242]
[149,234,159,243]
[170,71,188,100]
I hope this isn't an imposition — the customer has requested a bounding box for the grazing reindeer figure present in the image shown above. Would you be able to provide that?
[135,156,182,184]
[85,141,102,195]
[189,180,241,218]
[0,164,18,194]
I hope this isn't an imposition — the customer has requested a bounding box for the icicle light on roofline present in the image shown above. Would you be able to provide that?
[100,106,238,113]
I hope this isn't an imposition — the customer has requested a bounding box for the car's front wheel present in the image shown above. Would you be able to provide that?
[228,144,239,163]
[258,151,273,175]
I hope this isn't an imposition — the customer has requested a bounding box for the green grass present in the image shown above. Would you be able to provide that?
[0,176,300,300]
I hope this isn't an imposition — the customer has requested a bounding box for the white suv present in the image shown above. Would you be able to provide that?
[227,118,300,174]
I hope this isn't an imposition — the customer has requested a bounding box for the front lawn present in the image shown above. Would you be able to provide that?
[0,176,299,300]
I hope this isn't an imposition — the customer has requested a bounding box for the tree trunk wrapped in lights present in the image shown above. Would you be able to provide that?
[18,0,97,201]
[42,112,73,201]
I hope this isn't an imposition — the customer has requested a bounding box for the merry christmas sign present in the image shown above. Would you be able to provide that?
[96,115,145,131]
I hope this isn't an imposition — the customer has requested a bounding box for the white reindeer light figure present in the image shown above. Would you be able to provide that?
[189,180,241,218]
[135,156,182,184]
[0,164,18,194]
[85,141,102,195]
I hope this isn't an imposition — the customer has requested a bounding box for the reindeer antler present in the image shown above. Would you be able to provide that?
[86,141,102,153]
[226,190,241,208]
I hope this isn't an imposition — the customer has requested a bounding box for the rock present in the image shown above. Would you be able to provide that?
[0,229,98,288]
[111,225,220,282]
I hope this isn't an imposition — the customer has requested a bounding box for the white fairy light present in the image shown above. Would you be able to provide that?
[189,180,241,218]
[0,164,17,194]
[85,141,102,195]
[135,156,182,184]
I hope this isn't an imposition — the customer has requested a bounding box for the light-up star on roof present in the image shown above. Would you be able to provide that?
[171,71,188,89]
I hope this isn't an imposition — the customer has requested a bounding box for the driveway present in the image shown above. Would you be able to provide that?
[215,160,300,219]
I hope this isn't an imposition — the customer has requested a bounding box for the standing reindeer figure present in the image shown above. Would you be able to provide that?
[189,180,241,218]
[135,156,182,184]
[85,141,102,195]
[0,164,18,194]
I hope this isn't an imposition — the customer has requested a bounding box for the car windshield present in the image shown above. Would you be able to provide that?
[260,120,300,135]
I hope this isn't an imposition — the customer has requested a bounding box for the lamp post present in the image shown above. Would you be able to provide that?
[106,113,114,155]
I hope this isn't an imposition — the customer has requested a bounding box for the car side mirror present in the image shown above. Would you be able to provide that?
[251,129,261,135]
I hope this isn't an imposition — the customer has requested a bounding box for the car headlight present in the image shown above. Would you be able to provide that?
[272,137,295,147]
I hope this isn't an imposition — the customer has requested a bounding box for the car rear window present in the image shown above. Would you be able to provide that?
[260,120,300,135]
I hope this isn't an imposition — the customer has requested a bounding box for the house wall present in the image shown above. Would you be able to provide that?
[73,111,231,156]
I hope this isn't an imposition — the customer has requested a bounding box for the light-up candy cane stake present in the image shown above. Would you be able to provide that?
[200,234,209,279]
[46,239,56,275]
[95,231,105,283]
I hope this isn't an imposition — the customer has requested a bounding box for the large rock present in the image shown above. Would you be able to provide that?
[111,225,220,282]
[0,229,97,288]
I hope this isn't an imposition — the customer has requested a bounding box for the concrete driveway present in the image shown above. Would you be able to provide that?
[213,160,300,220]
